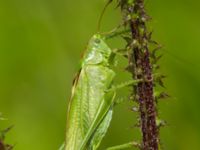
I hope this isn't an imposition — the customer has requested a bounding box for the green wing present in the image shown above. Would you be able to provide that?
[65,65,115,150]
[88,108,113,150]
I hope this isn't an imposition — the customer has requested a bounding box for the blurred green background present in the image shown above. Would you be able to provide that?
[0,0,200,149]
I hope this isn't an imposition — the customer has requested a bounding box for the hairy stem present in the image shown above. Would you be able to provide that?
[120,0,159,149]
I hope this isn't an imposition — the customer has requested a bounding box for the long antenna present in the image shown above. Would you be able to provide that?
[97,0,113,32]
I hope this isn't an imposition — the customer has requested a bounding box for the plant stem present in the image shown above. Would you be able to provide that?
[120,0,159,149]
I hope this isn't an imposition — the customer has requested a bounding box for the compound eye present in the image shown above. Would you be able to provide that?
[94,38,101,44]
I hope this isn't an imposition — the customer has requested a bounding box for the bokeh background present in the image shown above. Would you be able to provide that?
[0,0,200,149]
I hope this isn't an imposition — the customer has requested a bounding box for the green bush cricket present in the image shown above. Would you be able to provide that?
[63,32,141,150]
[63,1,140,149]
[65,34,116,150]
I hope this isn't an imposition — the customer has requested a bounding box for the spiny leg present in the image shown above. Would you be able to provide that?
[106,141,141,150]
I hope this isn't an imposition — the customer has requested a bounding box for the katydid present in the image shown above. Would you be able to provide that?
[65,34,115,150]
[64,34,140,150]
